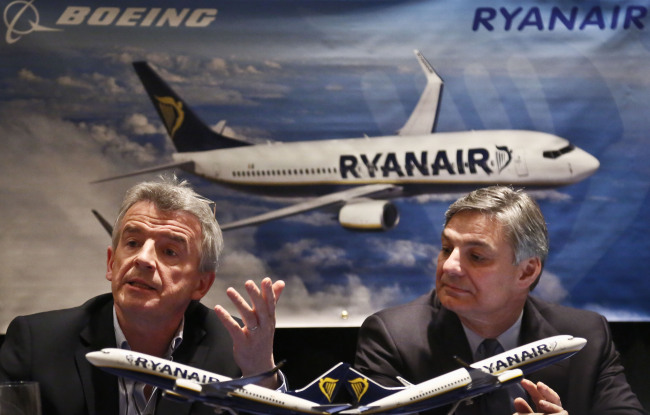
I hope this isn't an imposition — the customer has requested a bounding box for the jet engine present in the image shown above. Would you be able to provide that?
[338,200,399,231]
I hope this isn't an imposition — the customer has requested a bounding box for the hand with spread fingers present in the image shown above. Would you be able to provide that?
[214,277,285,389]
[514,379,568,415]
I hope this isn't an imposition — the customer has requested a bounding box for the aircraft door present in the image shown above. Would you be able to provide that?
[514,150,528,177]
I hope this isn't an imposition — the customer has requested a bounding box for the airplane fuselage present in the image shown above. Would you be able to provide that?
[342,335,587,415]
[86,349,343,415]
[177,130,599,197]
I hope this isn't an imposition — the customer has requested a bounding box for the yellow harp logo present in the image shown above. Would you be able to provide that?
[318,377,339,403]
[154,95,184,138]
[348,377,369,401]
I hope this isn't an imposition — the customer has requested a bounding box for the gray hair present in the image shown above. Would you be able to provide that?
[112,176,223,273]
[444,186,548,289]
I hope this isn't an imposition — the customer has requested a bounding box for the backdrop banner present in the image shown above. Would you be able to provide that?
[1,0,648,329]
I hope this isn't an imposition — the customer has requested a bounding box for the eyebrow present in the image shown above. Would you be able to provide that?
[122,224,189,246]
[441,229,492,249]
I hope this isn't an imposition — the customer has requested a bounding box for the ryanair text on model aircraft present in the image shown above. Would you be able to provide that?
[93,51,600,231]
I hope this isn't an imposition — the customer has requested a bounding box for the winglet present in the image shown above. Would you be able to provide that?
[398,50,443,136]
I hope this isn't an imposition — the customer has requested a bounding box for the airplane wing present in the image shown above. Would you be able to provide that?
[221,183,400,231]
[397,50,443,136]
[199,361,285,398]
[90,160,196,183]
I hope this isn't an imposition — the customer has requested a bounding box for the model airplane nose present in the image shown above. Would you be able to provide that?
[85,349,114,367]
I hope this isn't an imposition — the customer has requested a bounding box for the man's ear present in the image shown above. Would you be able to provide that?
[106,246,114,282]
[517,257,542,289]
[191,271,216,300]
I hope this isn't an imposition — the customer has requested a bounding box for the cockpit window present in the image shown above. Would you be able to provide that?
[543,144,575,159]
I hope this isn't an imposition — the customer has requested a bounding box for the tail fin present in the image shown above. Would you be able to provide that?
[132,61,251,152]
[288,362,351,405]
[345,367,405,405]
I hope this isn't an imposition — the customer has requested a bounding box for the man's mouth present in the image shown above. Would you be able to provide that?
[127,280,155,290]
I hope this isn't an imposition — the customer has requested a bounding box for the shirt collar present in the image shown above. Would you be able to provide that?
[113,307,185,359]
[462,310,523,361]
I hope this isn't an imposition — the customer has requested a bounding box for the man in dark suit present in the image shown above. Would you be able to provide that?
[354,186,646,415]
[0,176,285,415]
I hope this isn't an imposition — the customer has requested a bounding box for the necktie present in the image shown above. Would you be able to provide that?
[456,339,528,415]
[477,339,512,415]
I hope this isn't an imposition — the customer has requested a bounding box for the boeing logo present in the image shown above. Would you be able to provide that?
[3,1,218,44]
[3,0,60,44]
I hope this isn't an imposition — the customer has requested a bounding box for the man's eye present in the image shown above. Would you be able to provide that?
[125,240,139,248]
[164,248,178,257]
[470,253,485,262]
[440,246,452,256]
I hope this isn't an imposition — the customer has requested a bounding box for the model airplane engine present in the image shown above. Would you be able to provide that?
[338,200,399,230]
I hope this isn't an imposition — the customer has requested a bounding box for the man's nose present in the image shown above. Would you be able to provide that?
[134,240,156,269]
[441,248,463,275]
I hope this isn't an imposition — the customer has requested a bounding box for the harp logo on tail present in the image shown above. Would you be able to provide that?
[155,95,184,138]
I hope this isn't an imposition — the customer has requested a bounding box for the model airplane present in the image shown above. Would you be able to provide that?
[94,51,599,231]
[341,335,587,415]
[86,348,351,415]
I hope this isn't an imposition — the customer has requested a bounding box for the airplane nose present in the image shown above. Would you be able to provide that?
[570,149,600,181]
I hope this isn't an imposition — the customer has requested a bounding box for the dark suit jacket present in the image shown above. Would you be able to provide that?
[0,293,241,415]
[354,290,647,415]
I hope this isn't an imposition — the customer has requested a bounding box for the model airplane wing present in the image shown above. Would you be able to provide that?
[397,50,443,136]
[221,183,400,230]
[198,361,285,398]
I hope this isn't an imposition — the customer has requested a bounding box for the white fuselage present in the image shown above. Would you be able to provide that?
[86,349,336,415]
[175,130,599,196]
[342,335,587,415]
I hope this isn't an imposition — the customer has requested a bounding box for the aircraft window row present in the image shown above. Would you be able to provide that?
[243,390,284,404]
[543,144,575,159]
[409,378,466,400]
[232,167,338,177]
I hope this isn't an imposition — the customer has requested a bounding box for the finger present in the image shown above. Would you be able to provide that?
[272,280,285,306]
[226,286,259,330]
[513,396,533,414]
[537,381,562,406]
[262,278,284,315]
[537,399,565,414]
[252,278,281,327]
[245,280,268,327]
[520,379,544,403]
[214,305,245,341]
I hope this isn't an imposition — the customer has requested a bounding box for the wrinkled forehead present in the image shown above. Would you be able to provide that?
[120,201,203,244]
[443,210,510,244]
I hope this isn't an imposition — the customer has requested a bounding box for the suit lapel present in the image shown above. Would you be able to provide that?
[429,292,474,375]
[156,301,208,415]
[76,298,119,415]
[520,297,570,396]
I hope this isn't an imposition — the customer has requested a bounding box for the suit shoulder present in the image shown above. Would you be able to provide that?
[528,295,608,335]
[365,291,436,326]
[8,294,113,330]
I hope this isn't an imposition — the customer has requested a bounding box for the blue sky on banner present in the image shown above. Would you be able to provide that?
[1,0,649,329]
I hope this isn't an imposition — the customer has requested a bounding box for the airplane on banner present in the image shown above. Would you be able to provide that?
[341,335,587,415]
[86,348,352,415]
[94,51,600,231]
